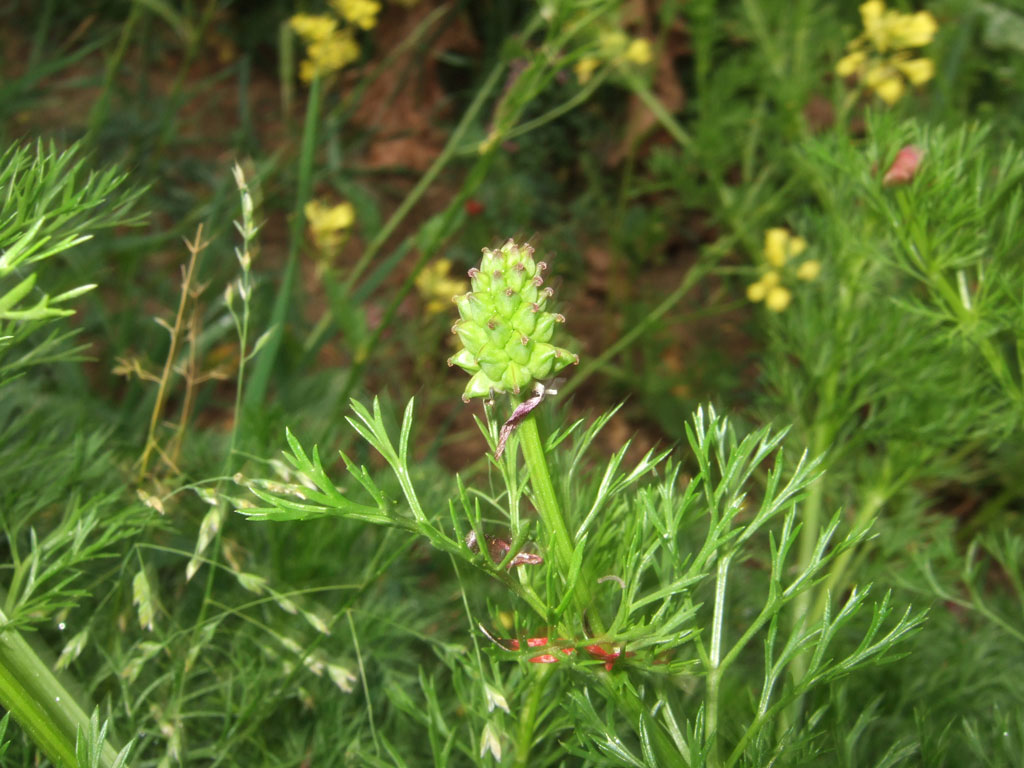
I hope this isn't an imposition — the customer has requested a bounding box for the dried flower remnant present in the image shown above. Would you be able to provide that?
[494,381,561,458]
[836,1,938,105]
[882,145,925,186]
[465,530,543,568]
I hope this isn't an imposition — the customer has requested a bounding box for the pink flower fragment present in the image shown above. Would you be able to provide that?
[499,634,634,669]
[508,637,574,664]
[883,145,924,186]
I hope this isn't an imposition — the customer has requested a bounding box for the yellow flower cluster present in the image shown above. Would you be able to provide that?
[836,1,938,105]
[289,0,381,83]
[415,259,468,316]
[304,199,356,252]
[574,30,653,85]
[330,0,381,30]
[747,228,821,313]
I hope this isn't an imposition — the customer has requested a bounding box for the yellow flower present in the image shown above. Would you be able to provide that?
[749,229,818,311]
[415,259,468,315]
[330,0,382,31]
[859,1,891,51]
[863,61,905,104]
[575,57,600,85]
[304,199,356,250]
[747,269,780,302]
[299,28,360,82]
[887,10,938,49]
[859,2,937,52]
[747,270,792,312]
[764,227,807,268]
[625,38,652,66]
[290,13,338,42]
[764,285,792,312]
[574,29,651,87]
[894,56,935,85]
[836,1,937,105]
[796,259,822,281]
[836,49,867,78]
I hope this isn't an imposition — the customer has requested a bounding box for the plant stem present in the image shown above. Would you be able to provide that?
[244,74,321,410]
[811,483,888,619]
[513,664,550,768]
[782,415,832,731]
[561,256,715,399]
[0,611,119,767]
[517,413,575,580]
[84,5,140,146]
[517,411,602,630]
[137,225,204,481]
[339,59,505,297]
[334,149,496,408]
[625,75,694,151]
[705,552,732,768]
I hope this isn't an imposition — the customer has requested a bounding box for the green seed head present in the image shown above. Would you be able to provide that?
[448,239,579,402]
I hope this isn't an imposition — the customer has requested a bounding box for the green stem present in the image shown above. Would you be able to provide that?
[84,6,140,146]
[624,75,694,151]
[781,415,832,731]
[606,676,687,765]
[340,19,534,297]
[705,553,732,768]
[517,411,602,632]
[513,665,550,768]
[811,483,888,620]
[0,611,119,767]
[561,256,715,400]
[334,149,496,408]
[517,413,575,580]
[243,75,322,409]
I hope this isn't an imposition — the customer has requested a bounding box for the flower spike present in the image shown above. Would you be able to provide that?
[448,240,578,402]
